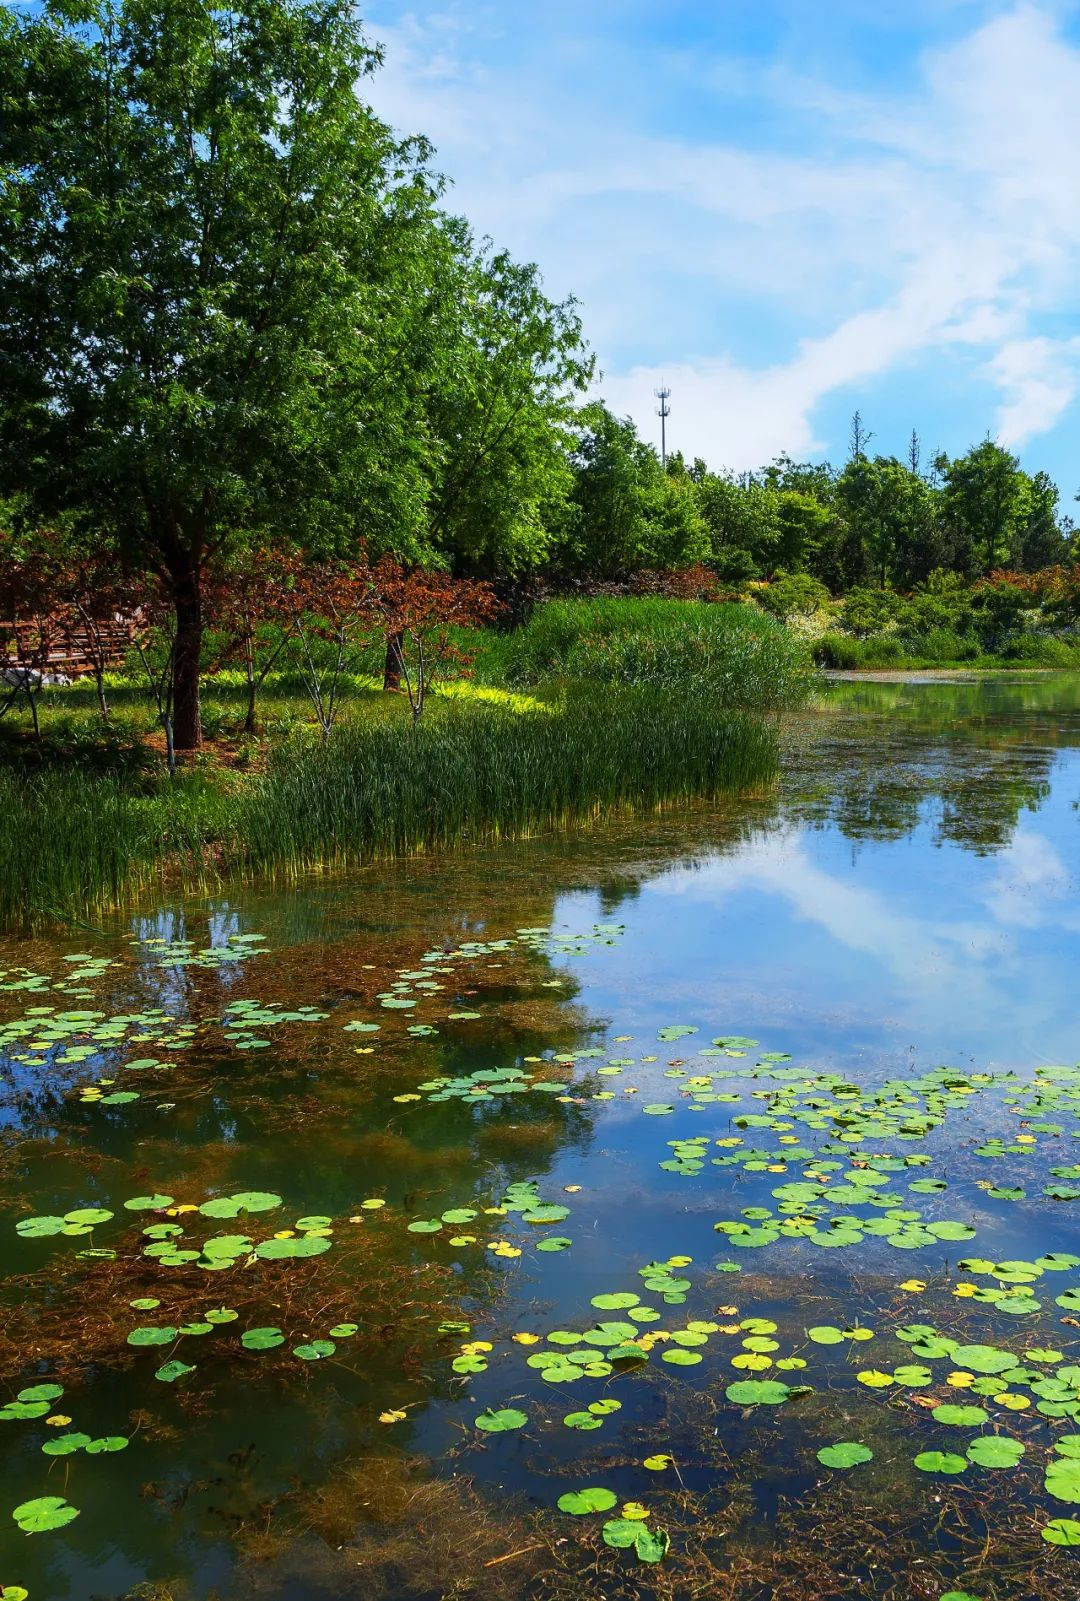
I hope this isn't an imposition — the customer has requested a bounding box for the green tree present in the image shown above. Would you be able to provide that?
[697,472,781,579]
[560,406,707,579]
[935,441,1025,578]
[425,247,592,576]
[0,0,454,747]
[775,490,835,576]
[1015,470,1066,572]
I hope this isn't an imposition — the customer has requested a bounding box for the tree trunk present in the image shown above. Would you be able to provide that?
[383,631,403,691]
[171,558,203,751]
[243,636,257,735]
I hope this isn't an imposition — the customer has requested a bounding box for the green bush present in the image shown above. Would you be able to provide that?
[755,572,830,620]
[493,597,813,711]
[901,628,980,663]
[839,587,901,638]
[813,634,905,669]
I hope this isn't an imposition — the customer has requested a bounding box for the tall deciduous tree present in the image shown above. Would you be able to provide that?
[0,0,451,748]
[559,406,707,579]
[935,441,1026,577]
[425,248,593,576]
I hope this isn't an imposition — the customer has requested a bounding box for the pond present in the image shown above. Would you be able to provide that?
[3,674,1080,1601]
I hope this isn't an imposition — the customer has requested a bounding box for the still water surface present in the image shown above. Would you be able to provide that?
[3,675,1080,1600]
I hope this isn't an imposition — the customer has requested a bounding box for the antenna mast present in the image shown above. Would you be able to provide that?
[654,385,671,468]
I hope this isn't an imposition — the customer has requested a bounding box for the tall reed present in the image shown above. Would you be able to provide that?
[480,597,815,710]
[243,689,777,873]
[0,689,780,927]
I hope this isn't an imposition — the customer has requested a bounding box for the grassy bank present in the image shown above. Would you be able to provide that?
[474,596,812,708]
[814,630,1080,671]
[0,687,783,928]
[243,689,777,874]
[0,597,816,927]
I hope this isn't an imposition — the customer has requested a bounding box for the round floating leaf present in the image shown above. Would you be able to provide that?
[124,1194,174,1211]
[15,1216,65,1238]
[17,1384,62,1403]
[127,1326,177,1347]
[602,1518,642,1549]
[966,1436,1025,1468]
[475,1408,528,1433]
[293,1340,335,1361]
[557,1487,618,1515]
[662,1348,702,1366]
[12,1495,79,1533]
[536,1236,572,1252]
[808,1326,844,1345]
[931,1405,989,1427]
[632,1527,670,1564]
[591,1293,639,1310]
[199,1191,282,1218]
[817,1442,873,1469]
[1046,1458,1080,1503]
[914,1451,968,1475]
[242,1327,284,1350]
[726,1380,792,1406]
[41,1432,91,1456]
[1043,1518,1080,1545]
[563,1411,602,1430]
[948,1345,1014,1375]
[85,1436,128,1454]
[254,1236,331,1261]
[154,1360,195,1383]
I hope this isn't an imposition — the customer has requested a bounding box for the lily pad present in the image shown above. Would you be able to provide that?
[12,1495,79,1533]
[475,1407,528,1433]
[817,1442,873,1469]
[557,1487,618,1515]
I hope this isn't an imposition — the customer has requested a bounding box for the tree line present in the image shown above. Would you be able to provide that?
[562,409,1073,592]
[1,1,1076,754]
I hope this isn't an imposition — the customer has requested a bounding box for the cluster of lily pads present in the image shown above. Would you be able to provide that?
[363,922,623,1021]
[11,913,1080,1590]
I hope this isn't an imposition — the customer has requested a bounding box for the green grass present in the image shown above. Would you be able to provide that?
[472,597,814,710]
[0,598,816,927]
[242,688,778,875]
[814,631,1080,671]
[0,688,780,928]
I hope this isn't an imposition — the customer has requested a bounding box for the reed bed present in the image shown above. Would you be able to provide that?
[242,689,778,873]
[0,690,777,927]
[480,597,814,710]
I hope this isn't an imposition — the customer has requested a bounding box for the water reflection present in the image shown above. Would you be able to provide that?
[1,675,1079,1599]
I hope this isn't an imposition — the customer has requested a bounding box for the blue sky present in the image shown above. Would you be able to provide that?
[362,1,1080,496]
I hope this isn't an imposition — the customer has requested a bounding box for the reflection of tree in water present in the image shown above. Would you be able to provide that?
[782,677,1072,853]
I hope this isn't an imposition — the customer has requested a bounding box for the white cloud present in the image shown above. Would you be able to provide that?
[988,337,1080,446]
[646,828,1006,1001]
[984,829,1077,926]
[364,4,1080,469]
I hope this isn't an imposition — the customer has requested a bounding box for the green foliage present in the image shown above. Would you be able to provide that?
[492,598,813,709]
[245,692,780,876]
[0,686,783,925]
[559,407,709,578]
[755,572,830,619]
